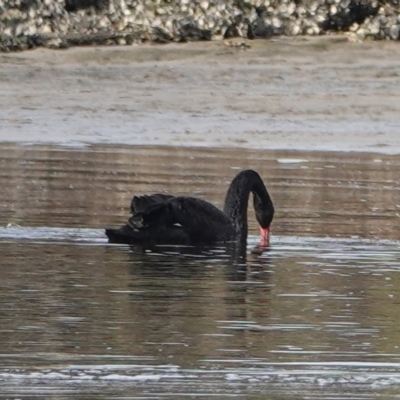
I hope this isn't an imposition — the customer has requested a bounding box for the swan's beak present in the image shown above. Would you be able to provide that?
[260,227,270,246]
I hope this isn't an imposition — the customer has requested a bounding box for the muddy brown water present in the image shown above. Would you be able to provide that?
[1,143,400,399]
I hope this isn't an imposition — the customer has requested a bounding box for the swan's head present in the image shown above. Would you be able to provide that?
[253,192,274,246]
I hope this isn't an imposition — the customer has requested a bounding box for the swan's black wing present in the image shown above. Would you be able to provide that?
[130,194,174,214]
[106,194,174,245]
[106,196,235,246]
[129,196,235,244]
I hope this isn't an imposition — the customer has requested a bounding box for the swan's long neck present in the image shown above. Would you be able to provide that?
[223,170,272,242]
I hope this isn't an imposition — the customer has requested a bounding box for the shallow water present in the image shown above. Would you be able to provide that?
[2,144,400,399]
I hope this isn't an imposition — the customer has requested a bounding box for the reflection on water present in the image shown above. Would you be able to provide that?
[1,144,400,399]
[2,143,400,239]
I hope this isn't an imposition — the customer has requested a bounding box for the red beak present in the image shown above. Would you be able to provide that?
[260,227,270,247]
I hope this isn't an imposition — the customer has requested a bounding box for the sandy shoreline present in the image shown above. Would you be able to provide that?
[1,36,400,153]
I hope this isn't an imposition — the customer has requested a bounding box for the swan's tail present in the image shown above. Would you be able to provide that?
[105,228,125,243]
[105,224,140,244]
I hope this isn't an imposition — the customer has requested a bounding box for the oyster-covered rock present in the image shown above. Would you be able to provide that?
[1,0,400,51]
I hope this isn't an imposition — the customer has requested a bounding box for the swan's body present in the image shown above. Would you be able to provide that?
[105,170,274,246]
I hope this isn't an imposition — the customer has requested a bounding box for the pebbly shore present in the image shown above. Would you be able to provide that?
[0,0,399,51]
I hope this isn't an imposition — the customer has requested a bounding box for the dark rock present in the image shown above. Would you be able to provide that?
[178,23,212,42]
[65,0,109,12]
[224,23,241,38]
[255,5,268,18]
[20,0,38,11]
[125,34,135,45]
[248,17,274,39]
[322,0,380,31]
[26,35,48,48]
[152,27,173,43]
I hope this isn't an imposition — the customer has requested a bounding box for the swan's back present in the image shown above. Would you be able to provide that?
[131,194,173,214]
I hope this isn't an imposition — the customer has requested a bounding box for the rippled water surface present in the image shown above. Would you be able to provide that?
[2,144,400,399]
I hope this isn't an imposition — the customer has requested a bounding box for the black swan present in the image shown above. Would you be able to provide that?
[105,169,274,247]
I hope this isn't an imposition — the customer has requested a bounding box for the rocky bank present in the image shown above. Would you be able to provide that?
[0,0,399,51]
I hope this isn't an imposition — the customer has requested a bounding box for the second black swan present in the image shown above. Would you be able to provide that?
[105,169,274,246]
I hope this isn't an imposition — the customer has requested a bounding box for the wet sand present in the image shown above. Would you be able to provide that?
[1,36,400,153]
